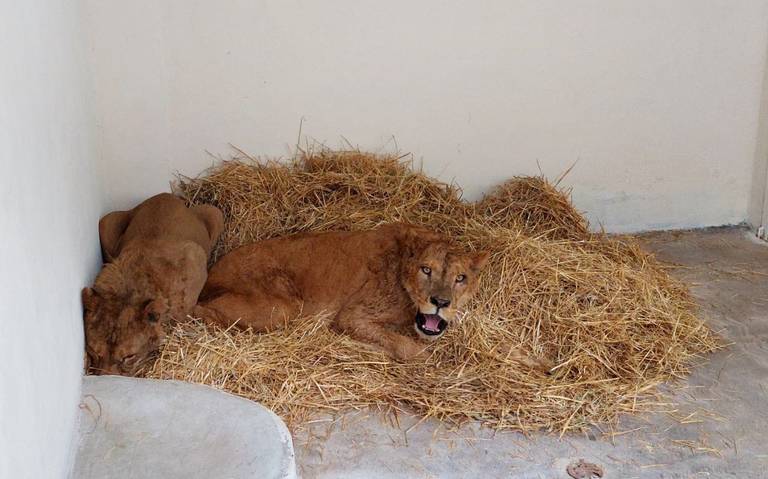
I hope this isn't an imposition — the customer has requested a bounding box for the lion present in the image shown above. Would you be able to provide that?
[194,223,489,360]
[82,193,223,375]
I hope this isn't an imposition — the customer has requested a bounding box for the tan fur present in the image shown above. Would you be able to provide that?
[195,223,488,360]
[83,193,223,375]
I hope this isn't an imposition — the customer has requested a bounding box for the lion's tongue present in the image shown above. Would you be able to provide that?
[423,315,441,332]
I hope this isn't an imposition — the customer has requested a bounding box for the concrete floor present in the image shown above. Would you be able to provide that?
[293,227,768,478]
[73,376,296,479]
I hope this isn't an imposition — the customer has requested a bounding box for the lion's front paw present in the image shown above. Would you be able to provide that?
[393,340,425,361]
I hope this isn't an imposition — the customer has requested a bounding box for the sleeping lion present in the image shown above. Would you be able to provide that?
[195,223,489,360]
[83,193,223,375]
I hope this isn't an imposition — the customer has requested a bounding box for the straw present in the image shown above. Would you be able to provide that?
[145,148,721,433]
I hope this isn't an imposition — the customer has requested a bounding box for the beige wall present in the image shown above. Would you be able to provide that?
[749,46,768,233]
[86,1,768,232]
[0,1,103,478]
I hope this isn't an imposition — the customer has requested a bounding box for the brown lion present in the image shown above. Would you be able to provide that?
[82,193,223,375]
[194,223,489,360]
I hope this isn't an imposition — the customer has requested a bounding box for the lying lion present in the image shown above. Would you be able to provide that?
[194,223,489,360]
[82,193,223,375]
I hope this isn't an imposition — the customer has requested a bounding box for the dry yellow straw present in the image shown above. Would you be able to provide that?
[146,149,721,433]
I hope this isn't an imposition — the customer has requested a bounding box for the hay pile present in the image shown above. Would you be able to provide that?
[147,149,720,433]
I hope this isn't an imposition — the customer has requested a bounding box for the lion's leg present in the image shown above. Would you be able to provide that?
[189,204,224,252]
[334,303,426,361]
[194,292,300,332]
[98,210,131,262]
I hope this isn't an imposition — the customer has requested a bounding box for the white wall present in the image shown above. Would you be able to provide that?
[84,1,768,232]
[0,1,103,478]
[749,49,768,232]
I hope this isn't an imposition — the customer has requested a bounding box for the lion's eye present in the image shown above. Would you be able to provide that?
[122,354,137,365]
[456,274,466,283]
[420,266,432,275]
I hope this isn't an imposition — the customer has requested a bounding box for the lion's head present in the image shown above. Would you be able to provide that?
[399,229,489,340]
[82,286,169,375]
[82,242,207,375]
[81,260,172,376]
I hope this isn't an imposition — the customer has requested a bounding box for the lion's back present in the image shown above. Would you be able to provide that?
[203,224,409,303]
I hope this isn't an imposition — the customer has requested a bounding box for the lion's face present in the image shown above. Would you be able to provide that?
[401,239,489,341]
[82,287,167,376]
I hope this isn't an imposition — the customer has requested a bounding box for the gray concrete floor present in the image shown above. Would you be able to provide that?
[293,227,768,479]
[74,376,296,479]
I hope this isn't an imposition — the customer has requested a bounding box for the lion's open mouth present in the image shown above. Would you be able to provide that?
[415,312,447,336]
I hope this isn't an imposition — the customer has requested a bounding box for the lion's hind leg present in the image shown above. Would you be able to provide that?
[194,292,301,332]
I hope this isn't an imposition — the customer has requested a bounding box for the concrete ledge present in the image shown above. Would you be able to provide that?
[73,376,295,479]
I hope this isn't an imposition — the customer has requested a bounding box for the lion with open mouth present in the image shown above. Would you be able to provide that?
[194,223,489,360]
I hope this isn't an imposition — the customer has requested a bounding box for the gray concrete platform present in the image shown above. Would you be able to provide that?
[73,376,296,479]
[293,227,768,478]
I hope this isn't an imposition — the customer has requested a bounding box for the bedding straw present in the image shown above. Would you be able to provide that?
[146,149,720,433]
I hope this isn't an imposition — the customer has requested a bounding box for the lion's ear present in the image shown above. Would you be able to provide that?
[396,224,444,258]
[469,251,490,272]
[82,287,100,311]
[396,226,421,259]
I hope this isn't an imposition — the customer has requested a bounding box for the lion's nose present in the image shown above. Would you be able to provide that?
[430,296,451,309]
